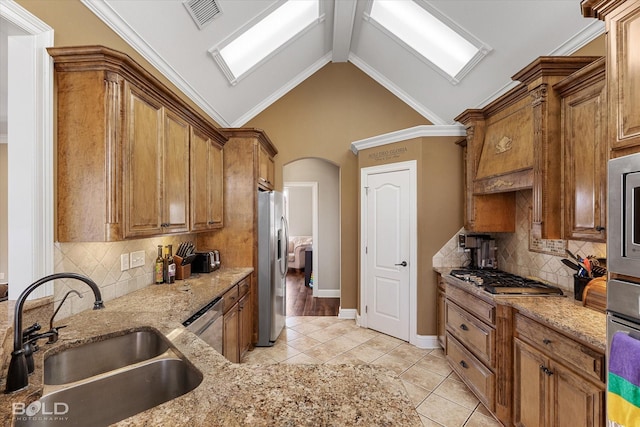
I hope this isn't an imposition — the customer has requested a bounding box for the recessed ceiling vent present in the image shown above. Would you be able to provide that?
[184,0,222,30]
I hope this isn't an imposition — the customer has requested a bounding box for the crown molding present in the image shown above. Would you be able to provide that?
[350,124,466,154]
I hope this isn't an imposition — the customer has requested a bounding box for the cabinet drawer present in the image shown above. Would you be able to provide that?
[238,277,249,298]
[222,285,239,314]
[446,333,495,411]
[446,301,495,367]
[446,284,495,325]
[515,313,604,382]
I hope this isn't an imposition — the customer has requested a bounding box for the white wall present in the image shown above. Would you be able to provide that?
[0,143,7,284]
[283,158,340,294]
[286,186,312,237]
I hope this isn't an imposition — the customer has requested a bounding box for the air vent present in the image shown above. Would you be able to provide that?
[184,0,222,30]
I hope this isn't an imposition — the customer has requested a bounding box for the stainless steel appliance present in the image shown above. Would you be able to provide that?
[182,296,224,354]
[256,190,289,347]
[462,234,498,269]
[607,152,640,424]
[192,250,220,273]
[449,269,564,295]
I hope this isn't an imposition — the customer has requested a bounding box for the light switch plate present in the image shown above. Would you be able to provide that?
[130,250,145,268]
[120,253,130,271]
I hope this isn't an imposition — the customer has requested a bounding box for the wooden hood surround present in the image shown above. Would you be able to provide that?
[455,56,600,239]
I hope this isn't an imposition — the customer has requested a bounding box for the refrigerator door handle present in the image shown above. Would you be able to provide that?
[280,216,289,275]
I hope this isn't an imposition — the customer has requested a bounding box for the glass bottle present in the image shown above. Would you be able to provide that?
[166,244,176,284]
[155,245,164,284]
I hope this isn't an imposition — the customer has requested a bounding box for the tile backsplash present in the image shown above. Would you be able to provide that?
[53,235,197,319]
[433,191,606,293]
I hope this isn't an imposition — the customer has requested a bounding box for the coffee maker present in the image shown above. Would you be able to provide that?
[463,234,498,269]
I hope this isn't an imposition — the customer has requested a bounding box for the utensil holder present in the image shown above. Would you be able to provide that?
[573,274,591,301]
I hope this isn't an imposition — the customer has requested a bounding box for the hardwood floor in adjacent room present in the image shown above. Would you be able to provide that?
[286,269,339,316]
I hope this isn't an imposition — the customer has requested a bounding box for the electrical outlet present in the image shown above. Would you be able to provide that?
[458,234,466,252]
[120,253,130,271]
[0,272,4,280]
[130,250,145,268]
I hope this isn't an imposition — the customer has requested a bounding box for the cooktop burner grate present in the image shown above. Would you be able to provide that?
[449,269,564,295]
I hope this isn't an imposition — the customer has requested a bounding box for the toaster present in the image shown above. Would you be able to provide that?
[192,250,220,273]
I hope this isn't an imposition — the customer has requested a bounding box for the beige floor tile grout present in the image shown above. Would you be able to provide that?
[245,316,501,427]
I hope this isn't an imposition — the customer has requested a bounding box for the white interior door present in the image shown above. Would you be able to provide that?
[362,163,414,341]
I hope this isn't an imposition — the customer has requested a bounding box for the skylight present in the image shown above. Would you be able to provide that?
[367,0,491,84]
[212,0,321,85]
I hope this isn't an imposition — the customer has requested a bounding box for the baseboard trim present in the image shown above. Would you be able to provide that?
[413,334,441,349]
[316,289,340,298]
[338,308,357,319]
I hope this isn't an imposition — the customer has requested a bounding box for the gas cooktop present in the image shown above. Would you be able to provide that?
[449,269,564,296]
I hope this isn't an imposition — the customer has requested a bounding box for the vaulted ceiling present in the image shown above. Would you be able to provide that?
[81,1,603,128]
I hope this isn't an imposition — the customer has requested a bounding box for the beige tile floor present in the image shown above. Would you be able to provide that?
[243,316,502,427]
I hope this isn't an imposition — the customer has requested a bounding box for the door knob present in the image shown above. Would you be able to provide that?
[395,261,407,267]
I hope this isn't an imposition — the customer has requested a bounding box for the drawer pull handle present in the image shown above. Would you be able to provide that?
[543,339,552,345]
[460,324,469,331]
[459,360,468,369]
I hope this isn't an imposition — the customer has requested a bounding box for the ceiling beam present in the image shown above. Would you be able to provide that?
[331,0,357,62]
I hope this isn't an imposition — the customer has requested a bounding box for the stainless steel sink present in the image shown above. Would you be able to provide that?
[15,328,203,427]
[44,329,170,385]
[16,357,202,427]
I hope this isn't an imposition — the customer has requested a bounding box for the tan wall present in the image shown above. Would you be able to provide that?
[246,63,430,309]
[358,137,463,335]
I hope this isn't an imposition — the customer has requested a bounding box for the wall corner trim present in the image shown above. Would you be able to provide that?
[338,308,357,319]
[413,334,440,349]
[350,124,466,155]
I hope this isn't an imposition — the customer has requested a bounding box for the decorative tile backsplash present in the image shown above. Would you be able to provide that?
[53,235,197,319]
[433,191,606,293]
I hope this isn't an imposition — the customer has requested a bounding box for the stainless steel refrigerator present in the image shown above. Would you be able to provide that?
[256,190,288,347]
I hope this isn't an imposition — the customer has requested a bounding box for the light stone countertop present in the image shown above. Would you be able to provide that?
[437,268,606,351]
[0,268,421,427]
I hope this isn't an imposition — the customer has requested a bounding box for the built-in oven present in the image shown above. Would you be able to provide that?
[608,152,640,276]
[182,296,223,354]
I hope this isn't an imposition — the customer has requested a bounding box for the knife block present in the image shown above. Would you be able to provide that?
[174,256,191,280]
[573,275,591,301]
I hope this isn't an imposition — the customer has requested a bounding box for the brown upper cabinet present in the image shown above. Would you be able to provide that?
[455,56,600,239]
[50,46,227,242]
[583,0,640,158]
[190,127,224,231]
[554,57,607,242]
[257,142,275,190]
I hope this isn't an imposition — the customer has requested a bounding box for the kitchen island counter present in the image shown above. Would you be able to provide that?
[0,268,421,426]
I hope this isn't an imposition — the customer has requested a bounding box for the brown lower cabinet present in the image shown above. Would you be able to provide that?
[222,277,252,363]
[513,314,605,427]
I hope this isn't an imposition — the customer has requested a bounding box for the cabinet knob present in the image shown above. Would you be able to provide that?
[459,360,468,369]
[595,226,605,232]
[542,338,552,345]
[460,324,469,331]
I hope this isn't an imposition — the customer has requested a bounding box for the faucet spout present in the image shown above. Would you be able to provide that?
[4,272,105,393]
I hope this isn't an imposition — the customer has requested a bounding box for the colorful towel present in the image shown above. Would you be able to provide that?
[608,331,640,426]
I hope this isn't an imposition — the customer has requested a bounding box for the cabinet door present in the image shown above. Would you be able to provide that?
[258,144,274,189]
[190,128,224,231]
[223,305,240,363]
[609,1,640,152]
[238,290,252,359]
[436,276,446,349]
[549,360,605,427]
[563,81,607,242]
[162,110,190,234]
[124,84,163,238]
[513,338,548,427]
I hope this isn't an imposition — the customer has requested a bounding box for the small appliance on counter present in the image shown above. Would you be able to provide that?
[192,250,221,273]
[462,234,498,269]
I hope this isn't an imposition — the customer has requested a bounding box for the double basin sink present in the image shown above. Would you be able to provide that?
[16,328,202,426]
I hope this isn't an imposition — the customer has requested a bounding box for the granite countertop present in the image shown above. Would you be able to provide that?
[438,268,607,352]
[0,268,421,427]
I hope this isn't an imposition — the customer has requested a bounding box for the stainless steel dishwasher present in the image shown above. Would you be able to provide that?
[182,296,224,354]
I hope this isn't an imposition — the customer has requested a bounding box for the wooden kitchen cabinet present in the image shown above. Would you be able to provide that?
[238,287,252,358]
[123,85,190,238]
[223,301,240,363]
[513,313,605,427]
[555,58,607,242]
[190,127,224,231]
[258,143,275,190]
[222,277,252,363]
[455,57,599,238]
[436,273,446,349]
[583,0,640,156]
[50,46,227,241]
[444,280,514,426]
[198,128,278,345]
